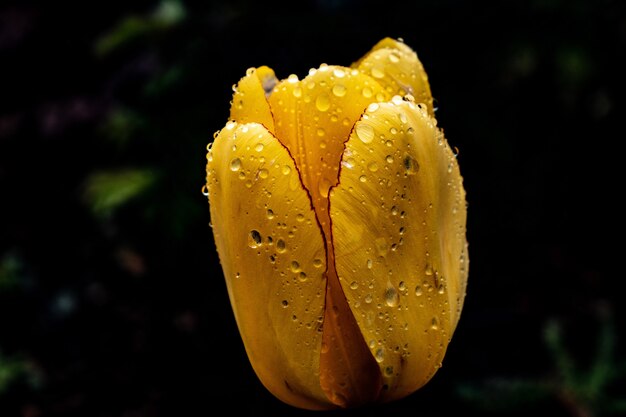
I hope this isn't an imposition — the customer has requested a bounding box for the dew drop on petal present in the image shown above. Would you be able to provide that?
[384,286,399,307]
[371,66,385,79]
[230,158,242,171]
[315,93,330,112]
[356,123,374,144]
[248,229,262,248]
[332,84,347,97]
[375,347,385,362]
[333,68,346,78]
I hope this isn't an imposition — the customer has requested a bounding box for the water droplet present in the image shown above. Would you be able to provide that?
[362,87,373,98]
[333,68,346,78]
[332,84,346,97]
[258,168,269,179]
[287,74,299,83]
[201,184,208,196]
[366,259,373,269]
[292,86,302,98]
[359,175,367,183]
[384,287,399,307]
[350,281,359,290]
[398,281,407,292]
[316,128,325,137]
[282,165,291,175]
[375,347,385,362]
[384,365,394,376]
[425,263,434,276]
[367,162,379,172]
[364,294,373,304]
[296,213,305,222]
[298,271,307,282]
[343,157,356,169]
[415,285,423,296]
[367,103,379,112]
[313,258,323,268]
[230,158,242,171]
[389,53,400,63]
[276,239,287,253]
[248,229,262,248]
[438,283,446,294]
[266,209,274,219]
[431,317,439,330]
[371,66,385,79]
[390,206,398,216]
[290,260,301,272]
[356,123,374,144]
[255,143,264,152]
[386,155,394,164]
[403,155,419,175]
[315,93,330,112]
[318,178,332,198]
[282,299,289,308]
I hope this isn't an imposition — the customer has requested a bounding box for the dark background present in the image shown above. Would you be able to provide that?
[1,0,625,416]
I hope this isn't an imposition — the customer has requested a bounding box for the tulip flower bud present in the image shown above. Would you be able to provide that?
[205,38,468,410]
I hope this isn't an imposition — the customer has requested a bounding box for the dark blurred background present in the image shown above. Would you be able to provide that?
[1,0,625,416]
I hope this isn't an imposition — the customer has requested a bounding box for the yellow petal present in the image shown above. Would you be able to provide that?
[267,65,389,409]
[330,98,468,403]
[206,121,333,410]
[230,66,277,133]
[267,65,386,237]
[353,38,434,116]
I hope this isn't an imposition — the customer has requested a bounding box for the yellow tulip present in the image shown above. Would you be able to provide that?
[205,38,468,410]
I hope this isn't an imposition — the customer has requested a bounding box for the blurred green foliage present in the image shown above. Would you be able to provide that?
[82,168,158,218]
[94,0,186,57]
[458,312,626,416]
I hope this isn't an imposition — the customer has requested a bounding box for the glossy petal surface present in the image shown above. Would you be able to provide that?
[354,38,434,116]
[206,121,332,410]
[330,98,468,403]
[230,66,277,133]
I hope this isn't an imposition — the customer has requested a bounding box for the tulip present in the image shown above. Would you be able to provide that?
[205,38,468,410]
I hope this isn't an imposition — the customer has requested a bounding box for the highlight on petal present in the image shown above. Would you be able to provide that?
[353,38,434,116]
[206,121,333,410]
[330,97,468,403]
[230,66,277,133]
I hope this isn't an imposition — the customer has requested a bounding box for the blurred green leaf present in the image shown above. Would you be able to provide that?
[457,378,552,411]
[144,64,185,97]
[100,107,147,147]
[0,352,26,395]
[82,168,157,218]
[94,0,186,57]
[0,252,21,291]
